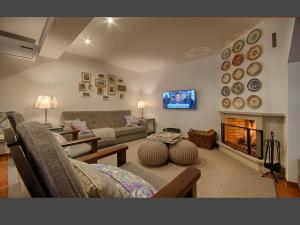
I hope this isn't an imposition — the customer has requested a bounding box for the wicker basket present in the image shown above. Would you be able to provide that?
[188,129,216,149]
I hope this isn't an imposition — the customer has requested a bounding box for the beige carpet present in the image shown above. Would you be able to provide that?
[98,138,276,198]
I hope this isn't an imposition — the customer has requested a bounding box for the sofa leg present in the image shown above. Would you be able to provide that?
[117,151,126,167]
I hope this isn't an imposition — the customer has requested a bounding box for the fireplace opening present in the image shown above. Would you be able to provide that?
[221,117,263,159]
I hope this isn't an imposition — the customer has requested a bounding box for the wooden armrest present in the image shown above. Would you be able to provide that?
[59,129,80,140]
[151,167,201,198]
[75,144,128,166]
[61,136,101,147]
[59,130,80,135]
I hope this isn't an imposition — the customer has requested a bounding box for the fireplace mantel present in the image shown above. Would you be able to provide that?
[218,111,286,117]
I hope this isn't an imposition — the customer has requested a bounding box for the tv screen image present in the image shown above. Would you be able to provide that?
[162,89,196,109]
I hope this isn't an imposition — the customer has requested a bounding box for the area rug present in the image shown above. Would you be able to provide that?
[97,139,276,198]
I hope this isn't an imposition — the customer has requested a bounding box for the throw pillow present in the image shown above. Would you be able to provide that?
[94,164,157,198]
[52,132,67,144]
[70,159,130,198]
[70,120,90,134]
[124,115,140,127]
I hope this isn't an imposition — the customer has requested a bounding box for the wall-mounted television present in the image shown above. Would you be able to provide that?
[162,89,196,109]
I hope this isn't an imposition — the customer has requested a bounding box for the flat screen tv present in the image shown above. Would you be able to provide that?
[162,89,196,109]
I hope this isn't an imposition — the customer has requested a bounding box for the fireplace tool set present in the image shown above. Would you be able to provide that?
[262,131,281,182]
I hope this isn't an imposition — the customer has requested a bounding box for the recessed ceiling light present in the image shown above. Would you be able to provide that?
[106,17,115,24]
[84,38,91,45]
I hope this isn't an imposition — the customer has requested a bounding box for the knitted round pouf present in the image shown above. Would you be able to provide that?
[137,140,169,166]
[169,140,198,165]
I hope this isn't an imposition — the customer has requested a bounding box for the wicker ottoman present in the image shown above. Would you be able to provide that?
[137,140,169,166]
[169,140,198,165]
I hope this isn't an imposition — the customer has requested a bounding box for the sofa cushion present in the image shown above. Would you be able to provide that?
[115,126,146,137]
[71,159,129,198]
[64,143,91,158]
[16,121,87,197]
[78,131,95,139]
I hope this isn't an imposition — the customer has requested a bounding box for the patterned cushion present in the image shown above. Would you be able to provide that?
[71,159,129,198]
[94,164,157,198]
[124,115,139,127]
[70,120,90,134]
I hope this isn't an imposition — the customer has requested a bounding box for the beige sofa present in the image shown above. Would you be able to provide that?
[61,110,148,148]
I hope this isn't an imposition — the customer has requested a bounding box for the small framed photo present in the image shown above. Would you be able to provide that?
[119,93,124,99]
[81,92,90,98]
[117,78,123,83]
[79,83,86,91]
[117,85,127,92]
[108,85,116,95]
[98,74,105,79]
[95,79,106,87]
[97,87,103,95]
[108,74,116,84]
[81,72,91,83]
[103,95,109,101]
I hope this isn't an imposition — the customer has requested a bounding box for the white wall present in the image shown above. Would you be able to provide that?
[219,18,294,114]
[0,53,143,125]
[140,54,220,137]
[287,62,300,183]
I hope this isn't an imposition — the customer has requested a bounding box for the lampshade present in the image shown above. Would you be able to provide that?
[33,95,58,109]
[137,100,145,109]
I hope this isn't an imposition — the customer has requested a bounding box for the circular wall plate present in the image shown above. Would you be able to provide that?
[232,97,245,109]
[247,45,263,61]
[222,98,231,108]
[221,86,230,96]
[221,61,231,71]
[246,62,262,76]
[221,73,231,84]
[232,68,244,80]
[222,48,231,60]
[247,29,262,45]
[232,54,244,66]
[247,78,262,92]
[231,82,244,95]
[246,95,262,109]
[232,40,244,53]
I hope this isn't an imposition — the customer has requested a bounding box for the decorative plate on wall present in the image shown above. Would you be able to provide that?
[246,95,262,109]
[231,82,244,95]
[232,54,244,66]
[221,86,231,96]
[232,68,244,80]
[232,97,245,109]
[246,62,262,76]
[221,73,231,84]
[247,78,262,92]
[247,29,262,45]
[222,98,231,108]
[221,61,231,71]
[232,40,244,53]
[247,45,262,61]
[222,48,231,60]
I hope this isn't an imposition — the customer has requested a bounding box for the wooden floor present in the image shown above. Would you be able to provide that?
[0,155,299,198]
[0,155,9,197]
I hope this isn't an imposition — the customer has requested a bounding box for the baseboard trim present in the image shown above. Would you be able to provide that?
[287,181,300,189]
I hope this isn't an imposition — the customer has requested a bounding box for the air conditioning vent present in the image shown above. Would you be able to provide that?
[0,30,37,60]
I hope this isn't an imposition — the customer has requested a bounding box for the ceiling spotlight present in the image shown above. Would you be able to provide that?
[84,38,91,45]
[106,17,115,24]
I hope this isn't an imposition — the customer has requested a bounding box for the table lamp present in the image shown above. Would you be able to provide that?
[33,95,57,125]
[137,100,145,118]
